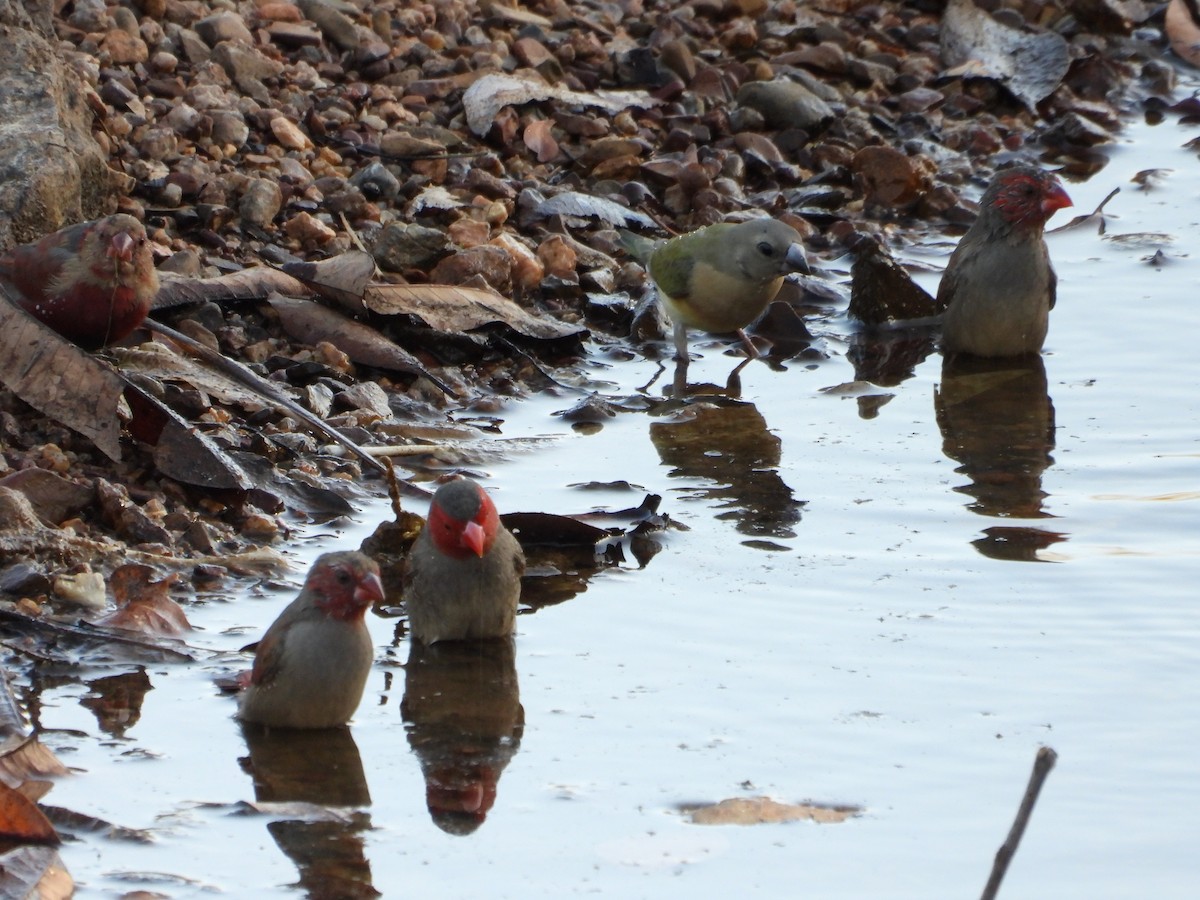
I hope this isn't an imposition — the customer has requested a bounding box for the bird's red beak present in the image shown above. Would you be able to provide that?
[461,521,487,557]
[354,572,385,606]
[107,231,136,262]
[1042,182,1073,217]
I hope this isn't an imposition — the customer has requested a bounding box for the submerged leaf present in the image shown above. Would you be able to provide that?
[680,796,861,826]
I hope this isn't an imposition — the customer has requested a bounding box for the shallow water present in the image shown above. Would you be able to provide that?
[34,111,1200,897]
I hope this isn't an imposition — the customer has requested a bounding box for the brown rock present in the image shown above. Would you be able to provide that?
[852,146,931,208]
[430,245,513,293]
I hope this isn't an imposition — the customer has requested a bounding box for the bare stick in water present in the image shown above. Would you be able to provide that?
[981,745,1058,900]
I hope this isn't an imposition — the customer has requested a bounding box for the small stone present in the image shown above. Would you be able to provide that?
[737,78,835,131]
[283,211,337,247]
[337,381,392,418]
[371,221,449,270]
[54,570,107,610]
[270,115,313,150]
[430,245,513,293]
[240,512,280,540]
[210,110,249,147]
[195,11,254,46]
[101,29,150,64]
[240,177,283,227]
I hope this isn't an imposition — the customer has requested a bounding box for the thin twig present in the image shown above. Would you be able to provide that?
[144,319,390,477]
[981,746,1058,900]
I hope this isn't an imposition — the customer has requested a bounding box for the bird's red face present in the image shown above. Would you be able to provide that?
[310,556,385,621]
[990,170,1073,231]
[427,482,500,560]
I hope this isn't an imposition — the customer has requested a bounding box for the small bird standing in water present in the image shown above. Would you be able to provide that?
[937,166,1073,358]
[237,551,384,729]
[621,217,810,360]
[404,478,525,645]
[0,214,159,350]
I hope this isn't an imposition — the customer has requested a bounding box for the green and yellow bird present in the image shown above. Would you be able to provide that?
[621,218,810,360]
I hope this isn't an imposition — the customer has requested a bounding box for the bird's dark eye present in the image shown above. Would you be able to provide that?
[757,241,775,257]
[334,569,352,586]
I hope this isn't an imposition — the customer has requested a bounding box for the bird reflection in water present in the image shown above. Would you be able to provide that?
[239,724,377,898]
[650,395,804,542]
[402,637,523,835]
[935,354,1067,561]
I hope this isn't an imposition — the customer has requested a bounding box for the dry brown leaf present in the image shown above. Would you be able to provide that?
[523,118,560,162]
[462,72,657,137]
[100,564,190,637]
[0,287,125,461]
[121,380,254,490]
[114,342,273,410]
[681,796,861,826]
[940,0,1070,109]
[0,735,69,794]
[268,295,457,394]
[0,781,59,844]
[153,266,308,311]
[279,250,377,315]
[364,283,586,342]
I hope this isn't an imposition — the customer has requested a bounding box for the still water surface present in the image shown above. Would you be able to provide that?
[41,112,1200,897]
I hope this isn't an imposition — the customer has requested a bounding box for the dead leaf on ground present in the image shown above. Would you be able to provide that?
[279,251,377,315]
[462,72,658,138]
[364,283,586,343]
[99,564,190,637]
[0,287,125,461]
[680,796,862,826]
[152,266,309,311]
[940,0,1070,109]
[268,295,459,396]
[529,190,656,229]
[121,379,254,491]
[523,118,560,162]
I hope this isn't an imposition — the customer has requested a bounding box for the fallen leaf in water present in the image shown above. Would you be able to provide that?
[0,782,60,843]
[680,796,861,826]
[940,0,1070,109]
[100,564,190,637]
[0,736,69,798]
[0,844,71,900]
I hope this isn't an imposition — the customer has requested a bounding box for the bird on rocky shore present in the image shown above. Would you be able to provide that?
[620,217,810,360]
[404,477,525,645]
[237,551,384,729]
[0,213,159,350]
[937,166,1073,358]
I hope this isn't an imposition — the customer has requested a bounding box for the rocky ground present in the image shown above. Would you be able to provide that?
[0,0,1182,611]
